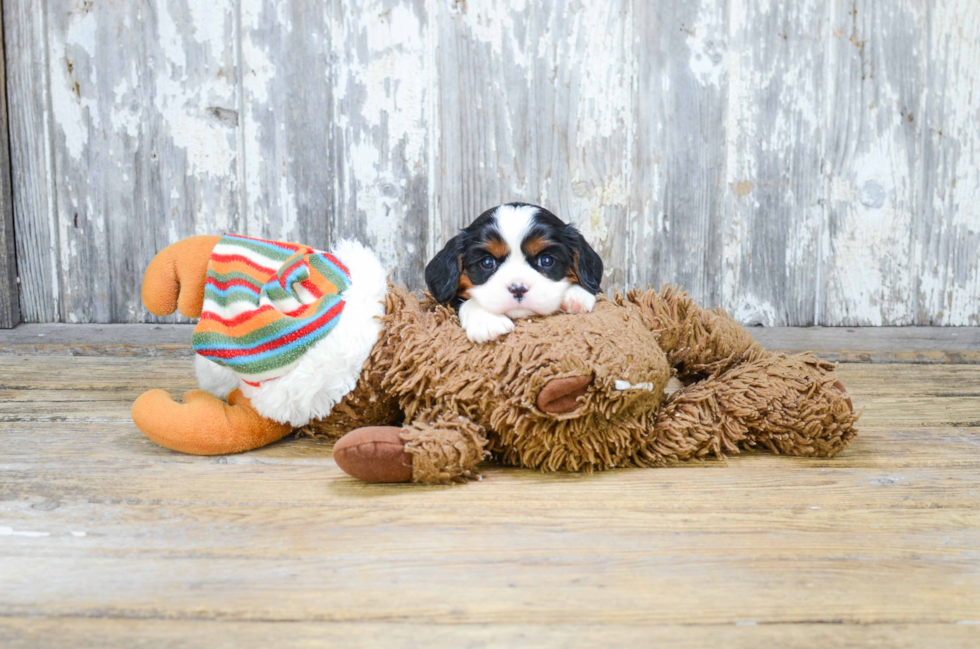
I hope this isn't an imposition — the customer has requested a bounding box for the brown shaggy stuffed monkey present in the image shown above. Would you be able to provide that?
[132,235,858,485]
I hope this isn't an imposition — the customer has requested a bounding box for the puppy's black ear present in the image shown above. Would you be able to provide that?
[564,226,603,294]
[425,234,463,304]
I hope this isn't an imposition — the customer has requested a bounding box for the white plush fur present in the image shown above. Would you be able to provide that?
[195,354,240,399]
[232,240,388,426]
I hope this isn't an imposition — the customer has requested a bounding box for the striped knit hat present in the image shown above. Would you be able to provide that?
[192,234,353,385]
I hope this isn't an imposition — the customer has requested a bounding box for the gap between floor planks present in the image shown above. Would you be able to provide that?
[0,324,978,363]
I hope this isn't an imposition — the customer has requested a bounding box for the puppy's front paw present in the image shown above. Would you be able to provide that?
[460,301,515,343]
[561,285,597,314]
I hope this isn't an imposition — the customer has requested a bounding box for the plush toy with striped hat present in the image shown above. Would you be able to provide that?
[135,233,387,445]
[133,234,858,484]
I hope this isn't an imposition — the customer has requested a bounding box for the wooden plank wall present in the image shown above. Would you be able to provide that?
[3,0,979,325]
[0,0,19,328]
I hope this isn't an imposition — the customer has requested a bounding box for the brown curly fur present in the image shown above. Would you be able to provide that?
[304,284,859,484]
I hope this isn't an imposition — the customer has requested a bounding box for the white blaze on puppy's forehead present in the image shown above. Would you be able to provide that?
[492,204,538,254]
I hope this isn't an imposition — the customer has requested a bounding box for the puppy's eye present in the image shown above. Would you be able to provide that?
[537,254,555,268]
[480,257,497,270]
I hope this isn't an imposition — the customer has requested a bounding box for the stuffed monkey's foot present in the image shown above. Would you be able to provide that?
[132,388,292,455]
[648,355,859,464]
[335,410,488,485]
[334,427,414,483]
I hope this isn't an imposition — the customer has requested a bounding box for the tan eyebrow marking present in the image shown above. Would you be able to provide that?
[485,240,509,258]
[522,235,552,257]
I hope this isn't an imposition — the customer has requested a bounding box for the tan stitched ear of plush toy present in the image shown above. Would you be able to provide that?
[142,235,222,318]
[132,388,292,455]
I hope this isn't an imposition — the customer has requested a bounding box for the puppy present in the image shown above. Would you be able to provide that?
[425,203,603,343]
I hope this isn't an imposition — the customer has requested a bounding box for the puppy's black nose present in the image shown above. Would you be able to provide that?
[509,284,528,301]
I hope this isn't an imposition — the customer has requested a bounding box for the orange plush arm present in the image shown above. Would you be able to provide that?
[132,388,292,455]
[142,235,221,317]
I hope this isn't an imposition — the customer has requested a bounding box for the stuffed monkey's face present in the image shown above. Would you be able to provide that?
[490,298,671,471]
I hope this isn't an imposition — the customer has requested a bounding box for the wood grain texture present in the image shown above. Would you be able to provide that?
[630,0,727,310]
[719,0,826,326]
[239,0,434,290]
[3,619,978,649]
[2,323,979,363]
[4,0,58,323]
[6,0,980,323]
[437,0,633,288]
[326,0,433,289]
[0,0,19,328]
[821,0,980,326]
[1,354,980,646]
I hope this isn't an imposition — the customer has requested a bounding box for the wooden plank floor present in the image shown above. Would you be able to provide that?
[1,327,979,647]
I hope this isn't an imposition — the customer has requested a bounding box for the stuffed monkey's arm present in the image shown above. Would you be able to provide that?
[333,407,489,484]
[618,286,766,380]
[640,353,857,464]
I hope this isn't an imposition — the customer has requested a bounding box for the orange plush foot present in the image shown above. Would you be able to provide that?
[142,235,221,318]
[132,388,292,455]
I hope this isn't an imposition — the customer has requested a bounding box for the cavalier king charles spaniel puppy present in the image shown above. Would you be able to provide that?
[425,203,603,343]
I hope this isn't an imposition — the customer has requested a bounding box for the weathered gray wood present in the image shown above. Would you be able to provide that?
[4,0,57,323]
[322,0,432,289]
[630,0,728,310]
[717,0,828,326]
[750,326,980,364]
[2,323,978,364]
[437,0,633,289]
[6,0,243,324]
[913,1,980,326]
[0,0,20,328]
[821,0,980,326]
[48,1,133,323]
[820,0,920,326]
[133,0,243,325]
[6,0,980,324]
[0,323,196,357]
[238,0,334,247]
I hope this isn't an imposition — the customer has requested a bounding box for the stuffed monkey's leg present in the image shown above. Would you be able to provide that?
[132,388,292,455]
[644,354,857,464]
[334,409,488,484]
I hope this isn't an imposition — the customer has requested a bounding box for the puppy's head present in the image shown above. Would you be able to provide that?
[425,203,603,317]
